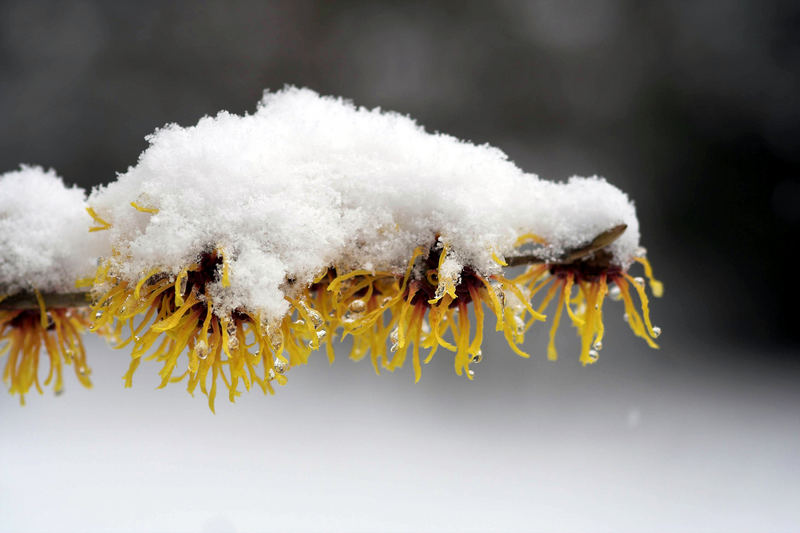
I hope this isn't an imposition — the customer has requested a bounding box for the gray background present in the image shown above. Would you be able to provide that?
[2,1,799,531]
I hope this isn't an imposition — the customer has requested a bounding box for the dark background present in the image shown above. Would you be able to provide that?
[1,0,798,349]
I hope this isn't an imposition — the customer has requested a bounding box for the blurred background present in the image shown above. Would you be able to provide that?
[1,1,799,531]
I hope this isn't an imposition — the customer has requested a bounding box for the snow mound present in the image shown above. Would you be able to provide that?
[0,165,106,296]
[89,87,640,319]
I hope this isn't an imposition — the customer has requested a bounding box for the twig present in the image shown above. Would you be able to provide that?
[0,225,626,311]
[0,291,91,310]
[505,224,627,267]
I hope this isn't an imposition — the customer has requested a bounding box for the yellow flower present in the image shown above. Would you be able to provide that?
[84,202,662,411]
[0,291,92,404]
[88,247,327,412]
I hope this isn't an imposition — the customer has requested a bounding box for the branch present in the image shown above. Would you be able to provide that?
[0,291,92,310]
[0,225,626,311]
[504,223,627,267]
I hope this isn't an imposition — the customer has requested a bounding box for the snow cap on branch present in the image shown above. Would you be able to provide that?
[89,87,640,319]
[0,165,105,296]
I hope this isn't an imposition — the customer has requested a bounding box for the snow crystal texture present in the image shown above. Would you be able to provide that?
[0,166,105,296]
[90,87,640,318]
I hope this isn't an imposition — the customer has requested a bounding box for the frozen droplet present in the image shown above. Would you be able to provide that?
[195,340,209,360]
[307,309,323,328]
[634,277,645,287]
[316,329,327,340]
[623,313,629,322]
[259,317,271,334]
[270,331,283,349]
[592,340,603,351]
[294,319,305,326]
[78,365,88,376]
[268,369,276,380]
[420,319,431,334]
[349,299,366,313]
[467,369,475,377]
[227,335,239,352]
[514,315,525,335]
[226,322,237,336]
[489,279,504,306]
[134,335,141,342]
[589,349,599,361]
[609,285,622,300]
[471,350,483,364]
[273,358,289,374]
[390,342,399,353]
[652,326,662,338]
[390,327,399,345]
[381,296,392,306]
[94,311,103,319]
[178,275,188,296]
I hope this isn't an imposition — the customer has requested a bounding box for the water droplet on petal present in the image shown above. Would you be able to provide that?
[609,285,622,300]
[349,299,366,313]
[195,340,209,360]
[307,309,323,328]
[273,358,289,374]
[294,319,305,326]
[471,350,483,364]
[316,329,327,340]
[652,326,662,338]
[589,349,599,361]
[78,365,88,376]
[634,277,645,287]
[592,340,603,351]
[178,275,188,296]
[94,311,103,319]
[227,335,239,352]
[390,342,399,353]
[514,315,525,335]
[623,313,629,323]
[390,327,399,345]
[134,335,141,342]
[270,331,283,349]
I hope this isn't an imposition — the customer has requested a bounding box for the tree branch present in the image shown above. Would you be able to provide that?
[0,291,92,310]
[0,225,626,311]
[504,223,627,267]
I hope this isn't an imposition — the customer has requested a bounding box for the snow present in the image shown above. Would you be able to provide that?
[89,86,641,319]
[0,165,105,296]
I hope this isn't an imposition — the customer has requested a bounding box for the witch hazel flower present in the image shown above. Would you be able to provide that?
[79,87,662,410]
[0,166,109,402]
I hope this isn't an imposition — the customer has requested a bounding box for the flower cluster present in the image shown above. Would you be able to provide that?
[83,225,661,411]
[1,88,663,408]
